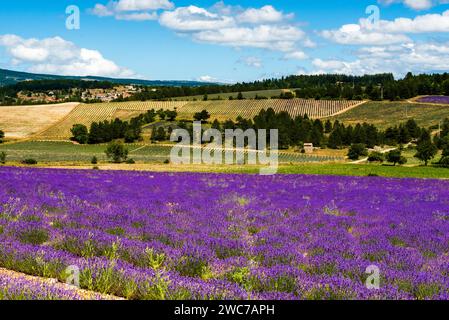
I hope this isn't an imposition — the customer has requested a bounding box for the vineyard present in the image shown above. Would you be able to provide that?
[35,99,366,139]
[36,101,188,139]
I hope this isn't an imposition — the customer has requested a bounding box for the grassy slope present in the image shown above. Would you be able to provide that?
[332,101,449,129]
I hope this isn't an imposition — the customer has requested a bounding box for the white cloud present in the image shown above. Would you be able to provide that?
[115,0,173,11]
[159,6,235,31]
[197,75,217,82]
[379,0,438,10]
[238,56,263,68]
[91,4,114,17]
[311,41,449,76]
[90,2,309,56]
[0,34,135,78]
[157,4,310,54]
[284,51,308,60]
[237,5,293,24]
[321,10,449,46]
[91,0,172,21]
[193,25,306,52]
[363,10,449,33]
[321,24,411,45]
[116,12,158,21]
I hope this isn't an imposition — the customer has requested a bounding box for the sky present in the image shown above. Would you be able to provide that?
[0,0,449,83]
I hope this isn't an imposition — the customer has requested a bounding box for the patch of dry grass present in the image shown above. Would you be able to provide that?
[0,103,78,139]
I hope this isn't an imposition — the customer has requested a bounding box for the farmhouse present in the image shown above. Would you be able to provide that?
[304,143,314,153]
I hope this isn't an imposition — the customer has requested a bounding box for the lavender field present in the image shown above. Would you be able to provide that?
[416,96,449,104]
[0,166,449,300]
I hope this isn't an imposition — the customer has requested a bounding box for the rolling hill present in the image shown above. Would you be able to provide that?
[0,68,217,87]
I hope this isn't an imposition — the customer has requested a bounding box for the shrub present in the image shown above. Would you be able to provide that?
[125,158,135,164]
[91,156,98,165]
[439,156,449,168]
[21,158,37,165]
[0,151,6,164]
[368,151,384,163]
[386,150,403,166]
[163,159,170,164]
[347,144,368,160]
[19,228,49,245]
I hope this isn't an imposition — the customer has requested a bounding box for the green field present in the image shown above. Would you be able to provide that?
[0,141,344,164]
[332,101,449,129]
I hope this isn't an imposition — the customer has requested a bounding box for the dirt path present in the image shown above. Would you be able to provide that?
[350,146,403,164]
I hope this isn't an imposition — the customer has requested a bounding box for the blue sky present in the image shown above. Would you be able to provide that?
[0,0,449,82]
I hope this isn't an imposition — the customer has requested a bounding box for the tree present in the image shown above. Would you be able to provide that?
[237,92,244,100]
[405,119,420,139]
[439,156,449,168]
[91,156,98,164]
[156,109,166,120]
[414,130,437,166]
[327,128,343,149]
[386,149,403,166]
[124,129,137,143]
[105,141,128,163]
[0,151,6,164]
[211,119,221,131]
[193,110,211,122]
[151,127,167,142]
[0,129,4,143]
[70,124,89,144]
[441,135,449,157]
[165,110,177,121]
[441,118,449,138]
[324,120,333,133]
[347,144,368,160]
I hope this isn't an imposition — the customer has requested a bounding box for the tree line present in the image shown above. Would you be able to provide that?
[115,72,449,101]
[70,109,178,144]
[190,108,424,150]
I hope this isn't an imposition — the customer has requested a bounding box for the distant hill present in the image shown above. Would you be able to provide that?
[0,68,216,87]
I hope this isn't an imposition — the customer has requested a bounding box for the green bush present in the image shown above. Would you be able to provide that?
[21,158,38,165]
[439,156,449,168]
[19,229,49,245]
[347,144,368,160]
[0,151,6,164]
[368,151,384,163]
[91,156,98,164]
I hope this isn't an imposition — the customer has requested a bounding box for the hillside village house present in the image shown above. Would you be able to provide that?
[304,143,314,154]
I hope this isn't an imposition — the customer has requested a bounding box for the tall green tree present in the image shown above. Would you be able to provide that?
[414,130,437,166]
[70,124,89,144]
[105,141,128,163]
